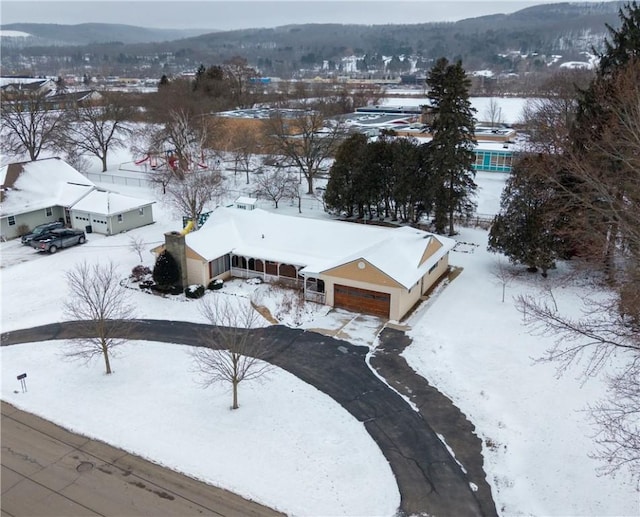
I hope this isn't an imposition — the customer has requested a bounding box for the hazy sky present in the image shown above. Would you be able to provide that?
[0,1,591,30]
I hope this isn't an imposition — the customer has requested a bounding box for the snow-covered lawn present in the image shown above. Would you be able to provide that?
[2,148,639,515]
[1,340,398,516]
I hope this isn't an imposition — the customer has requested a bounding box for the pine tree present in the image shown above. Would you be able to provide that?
[426,58,477,236]
[488,155,561,276]
[325,133,369,217]
[152,250,180,287]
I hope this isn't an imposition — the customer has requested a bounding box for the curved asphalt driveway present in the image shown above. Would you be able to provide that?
[2,320,496,517]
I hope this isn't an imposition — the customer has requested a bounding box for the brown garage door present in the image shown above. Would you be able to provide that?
[334,284,390,318]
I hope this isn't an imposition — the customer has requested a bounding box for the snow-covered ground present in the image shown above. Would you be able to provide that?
[381,96,532,125]
[2,148,639,515]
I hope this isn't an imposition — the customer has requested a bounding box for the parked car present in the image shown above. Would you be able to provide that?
[21,221,64,245]
[30,228,86,253]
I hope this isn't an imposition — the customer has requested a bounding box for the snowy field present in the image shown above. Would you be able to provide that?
[2,144,639,515]
[382,95,532,125]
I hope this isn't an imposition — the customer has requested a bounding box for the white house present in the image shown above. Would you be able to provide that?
[162,206,456,321]
[1,157,154,239]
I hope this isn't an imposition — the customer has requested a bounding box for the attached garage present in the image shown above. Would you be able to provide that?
[334,284,390,318]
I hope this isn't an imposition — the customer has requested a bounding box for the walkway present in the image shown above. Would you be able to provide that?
[2,320,497,517]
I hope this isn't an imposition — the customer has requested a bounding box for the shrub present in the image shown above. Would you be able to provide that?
[17,224,30,237]
[185,284,205,299]
[207,278,224,290]
[153,250,180,286]
[130,265,152,282]
[139,280,154,290]
[150,284,183,295]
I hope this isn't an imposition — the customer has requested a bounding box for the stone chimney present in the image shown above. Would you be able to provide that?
[164,231,188,289]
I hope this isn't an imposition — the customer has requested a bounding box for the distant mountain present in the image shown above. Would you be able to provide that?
[0,23,217,46]
[0,2,628,80]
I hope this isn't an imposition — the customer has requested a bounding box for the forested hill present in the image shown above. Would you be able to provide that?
[0,23,215,45]
[0,1,627,77]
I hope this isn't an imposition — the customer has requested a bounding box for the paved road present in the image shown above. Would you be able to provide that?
[1,401,284,517]
[2,320,497,517]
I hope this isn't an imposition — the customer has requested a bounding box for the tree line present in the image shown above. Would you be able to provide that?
[326,58,477,235]
[487,1,640,481]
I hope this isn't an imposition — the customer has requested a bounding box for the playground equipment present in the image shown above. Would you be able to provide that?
[180,220,195,235]
[135,149,208,172]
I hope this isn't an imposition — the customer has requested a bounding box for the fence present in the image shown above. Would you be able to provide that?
[84,170,154,188]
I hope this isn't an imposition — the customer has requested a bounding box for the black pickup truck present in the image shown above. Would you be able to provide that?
[31,228,86,253]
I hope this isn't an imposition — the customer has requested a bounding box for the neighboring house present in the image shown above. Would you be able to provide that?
[44,90,102,110]
[0,157,155,239]
[0,157,96,240]
[161,206,455,321]
[0,78,56,99]
[70,190,154,235]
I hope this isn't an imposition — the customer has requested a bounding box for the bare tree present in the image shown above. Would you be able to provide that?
[191,297,271,410]
[492,256,516,303]
[264,108,346,194]
[483,98,503,128]
[0,91,68,160]
[227,125,259,184]
[512,59,640,481]
[166,169,224,230]
[223,56,260,109]
[128,235,147,263]
[149,108,210,180]
[60,92,134,172]
[589,363,640,478]
[63,261,135,375]
[254,168,299,208]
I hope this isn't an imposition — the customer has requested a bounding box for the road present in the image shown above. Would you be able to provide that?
[1,401,284,517]
[2,320,497,517]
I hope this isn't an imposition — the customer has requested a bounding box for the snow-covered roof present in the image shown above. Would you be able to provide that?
[71,190,154,216]
[235,196,257,205]
[186,207,455,289]
[0,157,96,217]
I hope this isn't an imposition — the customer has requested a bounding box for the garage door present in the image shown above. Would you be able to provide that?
[334,284,390,318]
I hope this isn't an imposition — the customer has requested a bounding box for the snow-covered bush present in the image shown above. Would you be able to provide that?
[185,284,205,299]
[130,265,152,282]
[208,278,224,290]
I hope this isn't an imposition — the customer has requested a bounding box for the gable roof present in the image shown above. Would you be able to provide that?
[71,189,154,216]
[0,157,96,217]
[186,207,455,289]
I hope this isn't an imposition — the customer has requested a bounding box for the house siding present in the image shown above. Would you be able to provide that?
[1,208,64,240]
[69,205,154,235]
[108,205,154,235]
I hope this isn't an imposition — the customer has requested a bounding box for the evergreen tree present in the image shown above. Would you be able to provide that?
[568,2,640,280]
[324,133,369,217]
[598,1,640,75]
[426,58,477,236]
[488,155,561,276]
[152,250,180,287]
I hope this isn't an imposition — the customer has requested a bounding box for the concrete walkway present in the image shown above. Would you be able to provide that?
[2,320,497,517]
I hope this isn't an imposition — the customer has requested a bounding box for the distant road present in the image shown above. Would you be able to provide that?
[1,401,284,517]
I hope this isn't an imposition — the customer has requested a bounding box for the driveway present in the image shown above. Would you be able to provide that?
[2,320,497,517]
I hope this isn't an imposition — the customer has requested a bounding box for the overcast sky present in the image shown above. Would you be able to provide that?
[0,1,597,30]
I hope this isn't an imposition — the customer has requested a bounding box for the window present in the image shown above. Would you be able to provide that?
[117,214,123,223]
[8,216,16,226]
[209,254,231,277]
[45,207,52,217]
[138,207,144,216]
